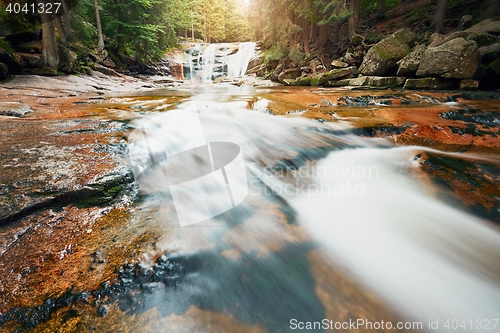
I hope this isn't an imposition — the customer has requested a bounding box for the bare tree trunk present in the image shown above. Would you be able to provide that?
[354,0,360,25]
[432,0,449,33]
[311,21,318,43]
[39,1,58,69]
[54,16,67,46]
[60,0,71,38]
[378,0,386,13]
[94,0,104,51]
[302,18,310,55]
[348,0,355,40]
[318,24,329,49]
[333,22,340,44]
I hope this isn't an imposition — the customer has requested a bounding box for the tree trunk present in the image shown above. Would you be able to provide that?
[333,23,340,44]
[432,0,449,33]
[318,24,329,49]
[302,17,310,55]
[354,0,360,25]
[94,0,105,51]
[311,21,318,43]
[348,0,355,40]
[378,0,386,13]
[60,0,71,38]
[54,16,67,46]
[39,0,58,69]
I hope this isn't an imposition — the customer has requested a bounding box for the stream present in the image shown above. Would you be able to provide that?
[1,43,500,333]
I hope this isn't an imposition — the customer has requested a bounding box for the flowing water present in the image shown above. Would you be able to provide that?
[123,85,500,333]
[183,42,256,82]
[2,46,500,333]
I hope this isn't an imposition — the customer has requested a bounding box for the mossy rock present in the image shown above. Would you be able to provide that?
[310,76,320,86]
[358,29,416,76]
[487,58,500,75]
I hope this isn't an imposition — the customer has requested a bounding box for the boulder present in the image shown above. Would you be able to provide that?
[247,56,261,70]
[59,46,77,73]
[429,33,445,47]
[479,43,500,63]
[318,66,357,85]
[283,79,299,86]
[278,68,301,83]
[28,67,58,76]
[457,15,473,31]
[0,62,8,80]
[331,60,349,68]
[0,102,33,117]
[465,18,500,35]
[459,79,479,90]
[359,29,417,76]
[0,47,23,73]
[20,53,42,68]
[416,38,479,79]
[330,77,370,87]
[403,77,457,90]
[434,31,497,48]
[366,76,406,87]
[397,44,426,76]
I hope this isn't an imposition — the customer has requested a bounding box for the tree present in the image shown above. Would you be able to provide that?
[432,0,449,33]
[39,0,58,69]
[94,0,104,51]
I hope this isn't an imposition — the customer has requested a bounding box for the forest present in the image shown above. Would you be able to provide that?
[0,0,498,74]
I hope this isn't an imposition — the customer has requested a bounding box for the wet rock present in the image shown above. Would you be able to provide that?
[319,66,357,86]
[0,102,33,117]
[403,77,457,90]
[416,38,479,79]
[459,79,480,90]
[97,305,108,317]
[359,29,417,76]
[397,44,425,76]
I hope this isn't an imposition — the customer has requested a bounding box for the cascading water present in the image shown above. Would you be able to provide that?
[182,42,256,83]
[227,42,256,78]
[201,44,217,82]
[128,87,500,333]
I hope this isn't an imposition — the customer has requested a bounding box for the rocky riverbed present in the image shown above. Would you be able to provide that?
[0,72,499,332]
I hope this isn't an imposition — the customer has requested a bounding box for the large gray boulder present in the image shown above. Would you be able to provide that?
[318,66,357,85]
[359,29,417,76]
[397,44,426,76]
[416,38,479,79]
[465,18,500,35]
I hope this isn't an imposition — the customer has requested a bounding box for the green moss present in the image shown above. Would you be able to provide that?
[487,58,500,75]
[310,76,320,86]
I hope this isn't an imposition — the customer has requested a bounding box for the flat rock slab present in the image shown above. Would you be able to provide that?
[0,102,32,117]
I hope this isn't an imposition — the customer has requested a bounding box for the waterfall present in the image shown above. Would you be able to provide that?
[227,42,256,78]
[201,44,217,82]
[182,42,256,83]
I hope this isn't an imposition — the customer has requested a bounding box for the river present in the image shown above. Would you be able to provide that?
[0,46,500,333]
